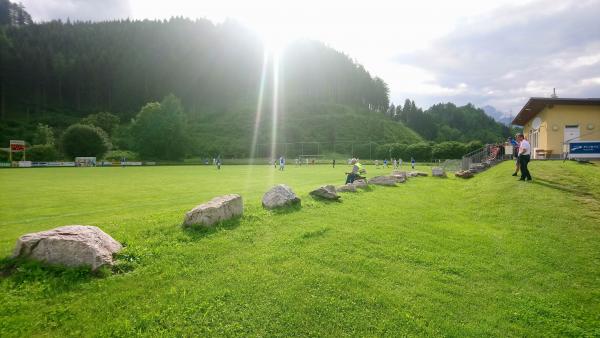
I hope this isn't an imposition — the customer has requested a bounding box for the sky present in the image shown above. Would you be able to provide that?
[21,0,600,116]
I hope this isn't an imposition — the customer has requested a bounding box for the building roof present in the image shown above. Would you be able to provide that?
[512,97,600,126]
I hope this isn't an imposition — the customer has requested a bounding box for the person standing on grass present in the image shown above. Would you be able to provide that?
[279,156,285,171]
[511,135,520,176]
[332,159,336,168]
[411,157,415,169]
[517,133,532,181]
[216,156,221,170]
[393,159,397,169]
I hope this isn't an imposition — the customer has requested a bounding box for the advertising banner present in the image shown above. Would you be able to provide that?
[569,141,600,158]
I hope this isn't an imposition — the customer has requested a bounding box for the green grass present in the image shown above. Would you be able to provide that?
[1,161,599,336]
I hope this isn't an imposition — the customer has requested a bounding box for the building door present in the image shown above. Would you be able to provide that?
[564,125,580,144]
[564,125,580,156]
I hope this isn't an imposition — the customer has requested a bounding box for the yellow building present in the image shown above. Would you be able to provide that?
[512,97,600,159]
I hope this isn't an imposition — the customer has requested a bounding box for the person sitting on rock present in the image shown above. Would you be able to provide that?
[345,158,366,184]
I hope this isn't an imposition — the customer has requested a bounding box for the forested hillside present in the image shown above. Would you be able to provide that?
[393,100,514,144]
[0,15,389,119]
[0,1,513,161]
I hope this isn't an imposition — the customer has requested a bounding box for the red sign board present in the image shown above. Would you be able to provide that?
[10,140,25,152]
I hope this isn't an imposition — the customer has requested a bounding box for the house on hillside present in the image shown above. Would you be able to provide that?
[512,97,600,159]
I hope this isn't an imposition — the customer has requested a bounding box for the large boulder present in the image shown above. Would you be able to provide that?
[352,179,369,189]
[262,184,301,209]
[336,184,357,192]
[432,167,447,178]
[455,170,474,179]
[391,170,407,180]
[368,176,398,186]
[183,194,243,228]
[469,163,485,172]
[310,185,340,200]
[12,225,122,271]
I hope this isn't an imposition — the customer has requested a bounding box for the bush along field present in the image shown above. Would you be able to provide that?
[0,161,599,336]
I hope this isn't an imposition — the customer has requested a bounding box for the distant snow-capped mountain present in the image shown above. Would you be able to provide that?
[482,105,513,126]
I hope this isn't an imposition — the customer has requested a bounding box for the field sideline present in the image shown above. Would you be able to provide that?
[1,161,599,336]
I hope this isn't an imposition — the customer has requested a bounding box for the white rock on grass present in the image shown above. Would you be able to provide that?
[368,176,398,186]
[12,225,122,271]
[408,171,428,177]
[336,184,357,192]
[455,170,474,179]
[352,179,369,189]
[391,170,407,180]
[310,185,340,200]
[432,167,447,178]
[183,194,243,228]
[262,184,301,209]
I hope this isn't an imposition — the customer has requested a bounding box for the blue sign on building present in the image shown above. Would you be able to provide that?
[569,142,600,158]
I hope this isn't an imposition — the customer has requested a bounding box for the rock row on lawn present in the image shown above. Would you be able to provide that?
[368,176,399,186]
[310,185,340,200]
[455,170,474,179]
[432,167,447,177]
[12,225,122,271]
[336,184,357,192]
[183,194,243,228]
[262,184,301,209]
[407,171,428,177]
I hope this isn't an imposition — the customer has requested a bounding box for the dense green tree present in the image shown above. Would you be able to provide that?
[28,144,59,161]
[32,123,55,145]
[61,123,111,159]
[0,0,32,27]
[80,112,120,134]
[131,94,187,160]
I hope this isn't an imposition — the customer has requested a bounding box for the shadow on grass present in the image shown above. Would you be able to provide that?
[182,217,242,240]
[0,257,101,293]
[301,228,330,240]
[532,177,593,197]
[310,196,343,204]
[0,245,142,292]
[268,203,303,215]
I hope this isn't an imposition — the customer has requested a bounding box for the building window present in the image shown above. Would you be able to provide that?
[529,129,539,149]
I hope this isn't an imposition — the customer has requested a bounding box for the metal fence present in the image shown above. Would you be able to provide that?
[461,145,508,171]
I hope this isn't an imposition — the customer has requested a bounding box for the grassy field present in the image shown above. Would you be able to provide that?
[1,161,599,336]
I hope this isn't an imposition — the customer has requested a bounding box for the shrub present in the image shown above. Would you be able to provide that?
[406,142,432,161]
[432,141,467,159]
[465,140,484,153]
[61,124,111,159]
[28,144,60,161]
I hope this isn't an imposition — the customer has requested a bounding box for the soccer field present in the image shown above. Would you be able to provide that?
[1,162,599,336]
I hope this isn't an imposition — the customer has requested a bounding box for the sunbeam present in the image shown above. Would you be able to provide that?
[268,51,280,187]
[248,50,269,164]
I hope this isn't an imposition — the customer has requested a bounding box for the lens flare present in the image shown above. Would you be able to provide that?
[248,50,269,164]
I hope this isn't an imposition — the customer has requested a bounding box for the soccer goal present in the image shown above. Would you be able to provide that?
[298,154,326,165]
